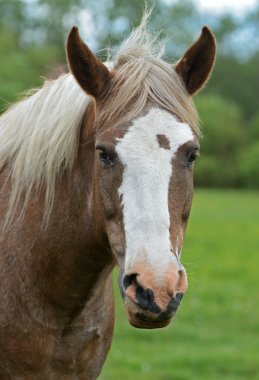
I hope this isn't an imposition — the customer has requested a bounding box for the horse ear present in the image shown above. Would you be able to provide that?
[66,27,113,99]
[175,26,216,95]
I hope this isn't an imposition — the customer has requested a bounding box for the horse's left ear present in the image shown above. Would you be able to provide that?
[66,27,113,99]
[175,26,216,95]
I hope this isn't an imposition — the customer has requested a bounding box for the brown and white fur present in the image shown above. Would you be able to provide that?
[0,15,216,379]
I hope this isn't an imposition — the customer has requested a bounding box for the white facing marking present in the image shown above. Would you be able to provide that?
[116,108,194,273]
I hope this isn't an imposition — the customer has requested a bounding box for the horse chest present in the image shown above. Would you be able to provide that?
[0,277,114,380]
[49,324,105,378]
[0,320,112,379]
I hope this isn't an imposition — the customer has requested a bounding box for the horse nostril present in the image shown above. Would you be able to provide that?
[122,273,138,291]
[177,267,188,293]
[123,274,161,314]
[176,292,184,302]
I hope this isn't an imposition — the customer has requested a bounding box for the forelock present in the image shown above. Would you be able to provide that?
[97,16,199,137]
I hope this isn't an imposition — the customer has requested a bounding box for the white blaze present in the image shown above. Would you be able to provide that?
[116,108,194,272]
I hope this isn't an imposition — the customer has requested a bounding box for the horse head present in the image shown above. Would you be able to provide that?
[66,25,216,329]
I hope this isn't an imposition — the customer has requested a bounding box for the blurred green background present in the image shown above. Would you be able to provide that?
[0,1,259,379]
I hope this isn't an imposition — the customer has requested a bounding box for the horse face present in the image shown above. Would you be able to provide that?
[95,106,199,329]
[67,24,215,329]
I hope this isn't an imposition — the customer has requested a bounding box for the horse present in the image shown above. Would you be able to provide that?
[0,15,216,380]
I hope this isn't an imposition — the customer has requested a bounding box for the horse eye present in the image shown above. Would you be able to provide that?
[96,146,115,166]
[187,149,199,166]
[99,150,108,161]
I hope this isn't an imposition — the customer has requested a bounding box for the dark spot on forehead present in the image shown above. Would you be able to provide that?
[156,134,170,150]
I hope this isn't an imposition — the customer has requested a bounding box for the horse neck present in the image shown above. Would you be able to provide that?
[1,141,114,325]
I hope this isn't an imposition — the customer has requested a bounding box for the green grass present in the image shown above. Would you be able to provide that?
[99,189,259,380]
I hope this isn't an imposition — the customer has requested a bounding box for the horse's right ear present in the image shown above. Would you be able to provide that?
[66,27,113,99]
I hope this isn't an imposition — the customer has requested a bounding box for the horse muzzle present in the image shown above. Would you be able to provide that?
[120,264,187,329]
[125,292,184,329]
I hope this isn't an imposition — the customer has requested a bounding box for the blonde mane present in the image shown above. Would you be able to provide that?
[0,74,90,232]
[0,14,199,234]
